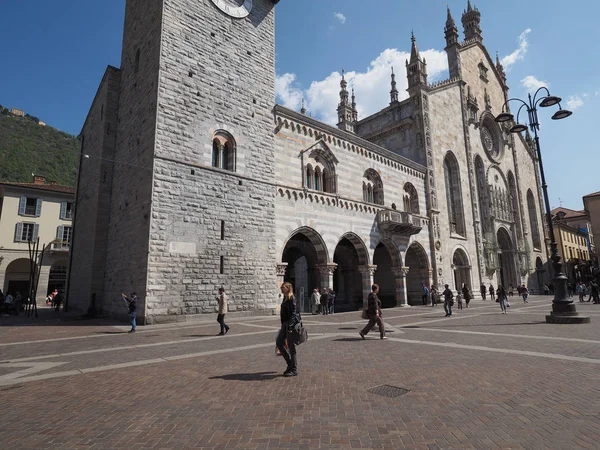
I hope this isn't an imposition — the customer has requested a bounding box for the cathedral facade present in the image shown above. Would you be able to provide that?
[68,0,548,323]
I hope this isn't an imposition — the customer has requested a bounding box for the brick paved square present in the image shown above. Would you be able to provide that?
[0,297,599,449]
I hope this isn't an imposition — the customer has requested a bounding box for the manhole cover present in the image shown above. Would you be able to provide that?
[367,384,409,398]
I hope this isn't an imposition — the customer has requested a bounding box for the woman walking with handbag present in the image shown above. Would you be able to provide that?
[276,282,300,377]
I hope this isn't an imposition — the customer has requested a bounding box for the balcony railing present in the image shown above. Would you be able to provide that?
[52,242,70,251]
[376,210,424,236]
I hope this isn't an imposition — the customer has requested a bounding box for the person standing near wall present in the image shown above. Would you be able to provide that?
[276,282,300,377]
[121,292,138,333]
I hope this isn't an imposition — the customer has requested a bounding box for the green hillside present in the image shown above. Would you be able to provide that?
[0,104,78,186]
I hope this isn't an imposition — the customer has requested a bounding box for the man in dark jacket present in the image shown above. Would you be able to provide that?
[443,284,454,317]
[359,284,386,340]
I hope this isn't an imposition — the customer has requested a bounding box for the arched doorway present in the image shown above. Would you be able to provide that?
[535,257,545,293]
[48,262,68,295]
[373,240,400,308]
[405,243,430,305]
[333,234,368,311]
[497,228,518,289]
[282,228,328,313]
[4,258,35,297]
[452,249,472,291]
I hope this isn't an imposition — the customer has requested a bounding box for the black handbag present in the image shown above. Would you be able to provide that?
[288,313,308,345]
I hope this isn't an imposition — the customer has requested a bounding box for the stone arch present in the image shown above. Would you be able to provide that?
[443,151,466,236]
[281,227,329,265]
[48,260,68,295]
[3,258,36,296]
[452,247,472,291]
[405,242,430,305]
[338,232,369,266]
[333,233,368,311]
[497,227,518,289]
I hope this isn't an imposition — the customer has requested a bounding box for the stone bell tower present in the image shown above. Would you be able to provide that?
[70,0,282,323]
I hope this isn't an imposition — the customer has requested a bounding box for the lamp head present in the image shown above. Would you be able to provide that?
[539,96,562,107]
[551,109,572,120]
[495,112,514,123]
[509,123,528,133]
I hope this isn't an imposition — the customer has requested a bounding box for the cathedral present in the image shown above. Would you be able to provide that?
[68,0,548,323]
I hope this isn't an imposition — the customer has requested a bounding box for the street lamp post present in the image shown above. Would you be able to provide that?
[495,87,590,324]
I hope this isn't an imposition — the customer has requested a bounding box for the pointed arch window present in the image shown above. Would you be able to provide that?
[475,156,489,234]
[314,166,322,191]
[444,152,466,236]
[212,131,236,171]
[403,182,419,214]
[363,169,384,205]
[527,189,542,250]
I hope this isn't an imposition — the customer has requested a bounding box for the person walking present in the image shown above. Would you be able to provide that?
[320,288,329,315]
[497,285,508,313]
[421,283,429,306]
[276,282,300,377]
[430,285,438,306]
[508,285,514,297]
[480,283,487,300]
[216,287,230,335]
[310,288,320,314]
[359,284,386,340]
[443,284,454,317]
[577,282,586,302]
[462,283,471,308]
[121,292,138,333]
[590,281,600,304]
[489,284,496,302]
[456,290,463,310]
[328,289,336,314]
[521,284,529,303]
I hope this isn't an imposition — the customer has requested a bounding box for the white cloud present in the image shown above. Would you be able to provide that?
[596,90,600,96]
[334,13,346,24]
[521,75,548,92]
[501,28,531,70]
[276,47,448,126]
[566,95,584,110]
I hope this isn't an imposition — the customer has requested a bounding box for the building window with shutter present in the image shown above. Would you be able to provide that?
[60,201,74,220]
[15,222,39,242]
[54,225,72,250]
[19,196,42,216]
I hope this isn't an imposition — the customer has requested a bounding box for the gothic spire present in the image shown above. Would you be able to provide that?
[462,1,482,41]
[445,5,459,47]
[339,68,349,106]
[496,51,507,84]
[446,4,456,28]
[410,31,421,63]
[390,67,399,103]
[301,98,306,115]
[351,87,358,121]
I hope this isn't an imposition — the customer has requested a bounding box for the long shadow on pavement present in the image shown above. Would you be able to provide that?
[209,372,280,381]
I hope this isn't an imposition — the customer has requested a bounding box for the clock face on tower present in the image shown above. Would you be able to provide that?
[210,0,253,19]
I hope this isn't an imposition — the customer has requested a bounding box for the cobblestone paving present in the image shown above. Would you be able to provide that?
[1,297,599,449]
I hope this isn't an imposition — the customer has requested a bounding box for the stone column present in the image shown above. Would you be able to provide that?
[428,268,433,289]
[316,263,337,289]
[358,265,377,309]
[393,267,410,307]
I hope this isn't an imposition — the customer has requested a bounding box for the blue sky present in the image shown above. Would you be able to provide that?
[0,0,598,209]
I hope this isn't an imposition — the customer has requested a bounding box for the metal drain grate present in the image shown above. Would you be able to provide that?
[367,384,409,398]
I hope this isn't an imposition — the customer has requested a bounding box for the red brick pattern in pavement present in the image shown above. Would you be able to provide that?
[0,296,598,449]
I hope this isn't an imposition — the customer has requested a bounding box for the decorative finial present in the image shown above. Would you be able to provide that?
[301,98,306,114]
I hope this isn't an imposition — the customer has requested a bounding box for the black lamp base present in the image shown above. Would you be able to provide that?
[545,301,590,324]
